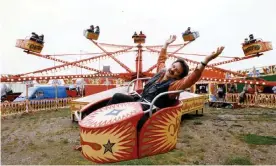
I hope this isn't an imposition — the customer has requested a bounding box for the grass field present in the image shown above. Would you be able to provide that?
[1,107,276,165]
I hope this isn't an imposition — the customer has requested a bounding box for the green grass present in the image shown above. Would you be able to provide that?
[113,149,185,165]
[224,156,253,165]
[242,134,276,145]
[114,157,155,165]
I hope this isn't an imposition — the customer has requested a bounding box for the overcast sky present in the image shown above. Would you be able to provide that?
[0,0,275,76]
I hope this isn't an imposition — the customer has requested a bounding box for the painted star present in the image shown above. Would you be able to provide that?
[103,139,115,154]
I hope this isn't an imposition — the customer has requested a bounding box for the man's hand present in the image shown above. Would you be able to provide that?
[164,35,176,48]
[205,46,225,63]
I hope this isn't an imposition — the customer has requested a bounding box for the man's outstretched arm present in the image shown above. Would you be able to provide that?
[169,46,225,91]
[156,35,177,73]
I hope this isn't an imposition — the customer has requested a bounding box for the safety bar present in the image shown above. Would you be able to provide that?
[144,90,184,117]
[127,77,151,93]
[74,111,82,122]
[83,30,88,36]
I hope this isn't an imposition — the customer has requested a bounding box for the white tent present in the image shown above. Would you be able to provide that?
[47,79,65,86]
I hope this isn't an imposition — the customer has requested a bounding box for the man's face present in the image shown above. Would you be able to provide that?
[165,62,184,80]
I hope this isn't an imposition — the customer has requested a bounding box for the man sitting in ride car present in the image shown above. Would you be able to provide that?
[87,25,94,33]
[184,27,191,35]
[95,26,100,34]
[30,32,39,42]
[107,35,225,110]
[249,34,256,43]
[243,38,249,45]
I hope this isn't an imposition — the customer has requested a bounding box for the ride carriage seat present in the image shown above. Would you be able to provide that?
[78,88,183,163]
[77,78,184,163]
[126,78,183,130]
[75,78,183,129]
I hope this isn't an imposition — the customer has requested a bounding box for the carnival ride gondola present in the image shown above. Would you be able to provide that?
[73,77,205,163]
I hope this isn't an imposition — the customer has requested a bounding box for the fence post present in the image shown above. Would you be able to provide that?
[55,84,58,111]
[25,84,29,113]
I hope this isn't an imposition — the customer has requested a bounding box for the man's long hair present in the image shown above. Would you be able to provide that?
[173,59,189,79]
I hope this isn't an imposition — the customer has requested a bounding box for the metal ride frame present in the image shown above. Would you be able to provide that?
[1,28,275,89]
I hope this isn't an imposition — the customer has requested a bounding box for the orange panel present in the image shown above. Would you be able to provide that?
[134,38,145,44]
[242,41,273,56]
[183,32,199,41]
[79,102,144,163]
[84,85,116,96]
[84,30,99,40]
[209,83,216,95]
[15,39,43,53]
[201,69,226,79]
[138,102,182,158]
[183,34,195,41]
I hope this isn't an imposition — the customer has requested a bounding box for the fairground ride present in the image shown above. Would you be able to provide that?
[1,26,275,89]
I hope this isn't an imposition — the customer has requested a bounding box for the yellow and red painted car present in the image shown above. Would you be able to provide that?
[83,30,99,40]
[15,39,44,53]
[182,31,200,42]
[242,40,273,56]
[71,79,205,163]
